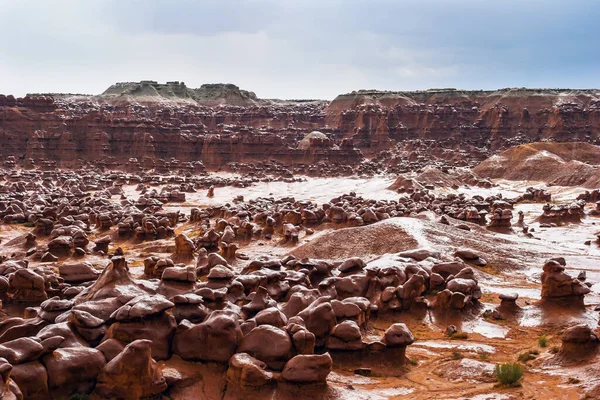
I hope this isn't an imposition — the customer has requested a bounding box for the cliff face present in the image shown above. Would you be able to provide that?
[1,85,600,172]
[0,91,347,170]
[326,88,600,152]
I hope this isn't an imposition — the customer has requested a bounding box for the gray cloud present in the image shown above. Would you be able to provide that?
[0,0,598,99]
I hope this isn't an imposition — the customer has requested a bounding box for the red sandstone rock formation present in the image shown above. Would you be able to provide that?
[1,85,600,171]
[326,89,600,153]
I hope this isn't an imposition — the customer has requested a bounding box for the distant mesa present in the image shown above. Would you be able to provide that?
[330,87,600,109]
[100,80,259,106]
[16,83,600,107]
[340,87,600,98]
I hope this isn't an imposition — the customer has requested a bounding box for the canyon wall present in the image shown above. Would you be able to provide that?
[1,83,599,171]
[0,91,343,171]
[326,88,600,151]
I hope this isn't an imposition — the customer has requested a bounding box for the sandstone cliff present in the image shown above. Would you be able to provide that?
[1,84,599,172]
[327,88,600,152]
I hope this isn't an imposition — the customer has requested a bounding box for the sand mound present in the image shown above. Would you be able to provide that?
[582,169,600,188]
[388,166,466,190]
[388,176,424,191]
[548,161,598,186]
[414,166,465,187]
[474,142,600,186]
[292,215,577,270]
[289,219,420,260]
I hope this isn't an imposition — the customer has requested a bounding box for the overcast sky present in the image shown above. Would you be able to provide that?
[1,0,599,99]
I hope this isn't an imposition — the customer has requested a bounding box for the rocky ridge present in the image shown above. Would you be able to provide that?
[1,85,600,173]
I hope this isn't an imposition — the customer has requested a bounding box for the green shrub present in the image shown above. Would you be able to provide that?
[452,350,463,360]
[495,362,523,387]
[479,352,489,360]
[409,358,418,366]
[518,350,537,362]
[450,332,469,340]
[550,346,560,354]
[538,335,548,348]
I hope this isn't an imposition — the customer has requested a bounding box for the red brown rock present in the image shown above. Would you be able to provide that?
[41,347,106,396]
[172,311,243,363]
[281,353,333,384]
[541,260,590,299]
[93,339,167,400]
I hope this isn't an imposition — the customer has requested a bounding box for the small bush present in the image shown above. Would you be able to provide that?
[518,350,537,363]
[452,350,463,360]
[538,336,548,348]
[479,352,489,360]
[23,222,35,227]
[409,358,418,366]
[550,346,560,354]
[568,377,581,384]
[451,332,469,340]
[495,362,523,387]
